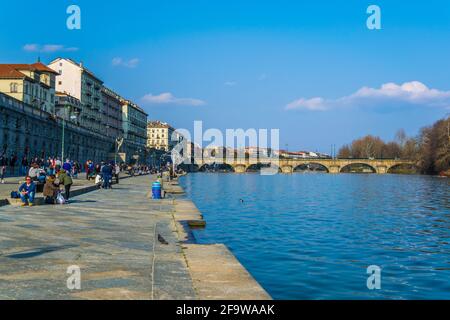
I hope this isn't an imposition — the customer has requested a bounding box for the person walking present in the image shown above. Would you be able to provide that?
[57,169,73,201]
[18,176,36,207]
[84,160,89,180]
[73,161,80,179]
[0,154,7,184]
[21,156,28,176]
[115,163,120,184]
[9,154,17,176]
[62,159,72,175]
[101,162,113,189]
[87,160,95,180]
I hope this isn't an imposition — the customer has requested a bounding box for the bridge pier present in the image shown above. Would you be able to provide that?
[281,166,293,174]
[234,165,247,173]
[376,166,388,174]
[328,165,340,174]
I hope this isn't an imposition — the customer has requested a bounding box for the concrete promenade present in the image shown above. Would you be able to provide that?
[0,174,270,300]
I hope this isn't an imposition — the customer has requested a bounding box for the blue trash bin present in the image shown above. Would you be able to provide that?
[152,181,162,199]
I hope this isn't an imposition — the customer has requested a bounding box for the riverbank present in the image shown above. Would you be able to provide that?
[0,174,270,300]
[163,176,271,299]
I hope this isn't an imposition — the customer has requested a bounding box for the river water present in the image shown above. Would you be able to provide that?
[179,173,450,299]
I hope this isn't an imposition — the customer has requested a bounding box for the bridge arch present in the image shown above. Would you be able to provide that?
[199,163,235,172]
[340,163,377,173]
[293,162,329,173]
[387,163,418,174]
[177,163,199,172]
[245,163,282,173]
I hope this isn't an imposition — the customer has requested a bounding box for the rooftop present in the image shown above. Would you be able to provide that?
[147,120,173,129]
[0,62,58,79]
[48,57,104,83]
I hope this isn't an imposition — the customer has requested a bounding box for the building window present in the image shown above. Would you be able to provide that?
[10,83,18,93]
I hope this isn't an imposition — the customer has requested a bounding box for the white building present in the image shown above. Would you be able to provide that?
[147,121,183,152]
[48,58,104,133]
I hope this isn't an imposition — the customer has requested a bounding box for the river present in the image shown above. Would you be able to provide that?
[179,173,450,299]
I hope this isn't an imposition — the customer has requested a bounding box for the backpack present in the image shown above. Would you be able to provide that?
[10,191,20,199]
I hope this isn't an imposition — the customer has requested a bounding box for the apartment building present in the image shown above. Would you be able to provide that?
[0,62,58,114]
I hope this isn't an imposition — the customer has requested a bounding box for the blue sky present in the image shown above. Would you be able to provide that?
[1,0,449,152]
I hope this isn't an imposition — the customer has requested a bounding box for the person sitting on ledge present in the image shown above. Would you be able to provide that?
[43,175,59,204]
[18,176,36,207]
[28,163,40,181]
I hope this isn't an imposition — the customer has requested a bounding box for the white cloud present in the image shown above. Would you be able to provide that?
[285,97,327,111]
[23,44,78,53]
[112,57,140,68]
[285,81,450,111]
[224,81,237,86]
[142,92,206,106]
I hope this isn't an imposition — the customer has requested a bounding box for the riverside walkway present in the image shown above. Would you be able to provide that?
[0,174,270,300]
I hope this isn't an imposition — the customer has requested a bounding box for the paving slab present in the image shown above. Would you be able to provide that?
[0,174,195,300]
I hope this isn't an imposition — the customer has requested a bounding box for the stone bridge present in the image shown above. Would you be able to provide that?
[193,158,415,174]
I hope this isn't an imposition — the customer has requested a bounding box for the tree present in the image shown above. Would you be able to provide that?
[338,144,352,158]
[401,138,419,160]
[338,135,385,158]
[337,116,450,174]
[395,129,407,147]
[382,142,402,159]
[416,117,450,174]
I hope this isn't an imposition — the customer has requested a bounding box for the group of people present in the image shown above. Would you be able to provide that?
[1,151,161,206]
[18,168,73,207]
[4,156,130,206]
[0,153,82,183]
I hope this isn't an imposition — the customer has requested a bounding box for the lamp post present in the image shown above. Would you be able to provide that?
[61,106,66,161]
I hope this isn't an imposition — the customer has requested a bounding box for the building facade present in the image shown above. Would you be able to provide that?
[55,92,83,127]
[48,58,104,133]
[121,100,148,163]
[0,58,148,165]
[147,121,184,152]
[0,92,112,163]
[0,62,58,114]
[101,86,124,140]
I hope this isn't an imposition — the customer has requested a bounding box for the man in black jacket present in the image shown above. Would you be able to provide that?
[0,154,7,184]
[101,163,113,189]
